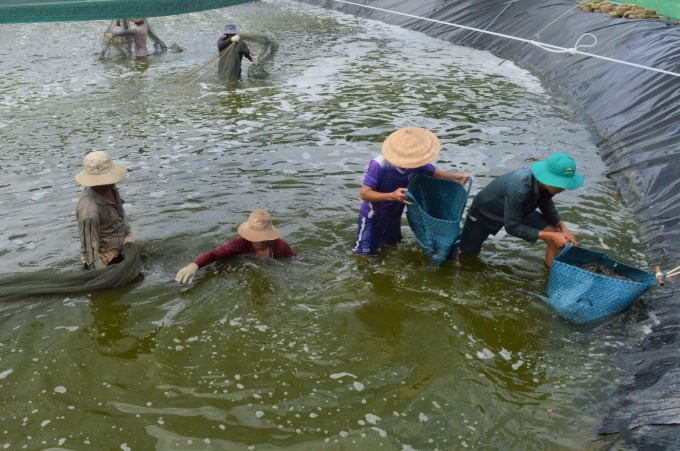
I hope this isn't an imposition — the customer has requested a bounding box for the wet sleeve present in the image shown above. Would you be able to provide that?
[193,239,248,269]
[77,199,104,269]
[503,190,540,244]
[240,42,253,60]
[112,29,137,37]
[362,161,382,190]
[538,199,562,226]
[122,206,132,237]
[274,240,297,258]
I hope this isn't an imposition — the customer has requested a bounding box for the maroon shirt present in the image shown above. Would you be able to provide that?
[193,238,297,269]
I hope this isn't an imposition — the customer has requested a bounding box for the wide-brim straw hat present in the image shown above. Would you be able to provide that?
[531,152,584,190]
[237,209,281,242]
[75,151,127,187]
[381,127,441,168]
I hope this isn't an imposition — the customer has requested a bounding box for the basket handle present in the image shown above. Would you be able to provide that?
[458,177,473,222]
[557,241,573,258]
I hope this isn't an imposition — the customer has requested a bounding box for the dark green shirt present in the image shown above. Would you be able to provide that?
[469,168,562,243]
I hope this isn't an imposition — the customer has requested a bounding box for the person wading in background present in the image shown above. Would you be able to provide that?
[459,152,584,267]
[217,24,258,78]
[175,209,296,283]
[106,18,149,57]
[353,127,468,256]
[75,151,134,269]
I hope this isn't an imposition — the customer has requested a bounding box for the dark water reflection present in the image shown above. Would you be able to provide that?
[0,1,654,449]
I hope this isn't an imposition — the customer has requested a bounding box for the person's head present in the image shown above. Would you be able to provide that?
[75,151,127,188]
[381,127,440,170]
[223,24,240,36]
[237,209,281,244]
[531,152,584,194]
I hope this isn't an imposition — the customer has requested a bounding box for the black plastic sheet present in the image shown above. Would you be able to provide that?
[298,0,680,446]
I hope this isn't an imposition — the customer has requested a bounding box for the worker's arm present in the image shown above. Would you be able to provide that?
[77,198,104,269]
[434,169,468,186]
[360,185,411,205]
[112,29,138,38]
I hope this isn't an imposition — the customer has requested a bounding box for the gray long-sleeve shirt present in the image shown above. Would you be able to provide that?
[469,168,562,243]
[76,187,131,269]
[112,22,149,57]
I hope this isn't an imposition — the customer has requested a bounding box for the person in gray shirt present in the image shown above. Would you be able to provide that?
[459,152,583,267]
[106,18,149,57]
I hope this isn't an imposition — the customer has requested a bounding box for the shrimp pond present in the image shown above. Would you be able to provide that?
[0,1,656,449]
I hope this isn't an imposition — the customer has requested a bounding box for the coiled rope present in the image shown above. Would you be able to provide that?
[328,0,680,79]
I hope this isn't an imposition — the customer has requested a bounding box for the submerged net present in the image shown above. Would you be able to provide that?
[100,19,169,60]
[0,242,142,301]
[218,33,278,80]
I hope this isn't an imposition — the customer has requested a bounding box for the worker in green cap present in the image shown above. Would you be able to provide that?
[459,152,584,266]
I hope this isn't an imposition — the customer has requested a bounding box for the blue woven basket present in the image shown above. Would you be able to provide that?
[546,243,658,323]
[406,175,472,266]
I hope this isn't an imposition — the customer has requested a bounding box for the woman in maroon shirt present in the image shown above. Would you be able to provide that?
[175,209,297,283]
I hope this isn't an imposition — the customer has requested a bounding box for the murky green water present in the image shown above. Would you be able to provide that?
[0,1,655,449]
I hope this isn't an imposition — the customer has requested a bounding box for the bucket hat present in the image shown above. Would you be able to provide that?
[381,127,440,169]
[223,24,240,34]
[238,209,281,242]
[75,151,127,187]
[531,152,584,190]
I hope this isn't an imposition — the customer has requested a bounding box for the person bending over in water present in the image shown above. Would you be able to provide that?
[75,151,134,269]
[175,209,296,283]
[106,18,149,58]
[353,127,468,256]
[459,152,584,267]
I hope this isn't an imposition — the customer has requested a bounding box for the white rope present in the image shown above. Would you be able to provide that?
[328,0,680,79]
[665,266,680,278]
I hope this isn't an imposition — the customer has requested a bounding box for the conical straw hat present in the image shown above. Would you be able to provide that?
[381,127,440,168]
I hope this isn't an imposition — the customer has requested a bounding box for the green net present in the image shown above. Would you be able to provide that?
[0,243,142,301]
[218,33,279,80]
[0,0,255,25]
[635,0,680,19]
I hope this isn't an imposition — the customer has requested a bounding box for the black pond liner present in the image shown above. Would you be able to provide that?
[297,0,680,447]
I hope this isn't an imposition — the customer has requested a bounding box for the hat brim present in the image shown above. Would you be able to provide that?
[381,128,441,168]
[75,162,127,187]
[237,222,281,242]
[531,161,584,190]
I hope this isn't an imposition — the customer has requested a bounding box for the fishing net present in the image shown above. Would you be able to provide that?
[545,243,658,324]
[0,0,256,25]
[218,33,278,80]
[405,175,472,266]
[100,19,170,60]
[0,242,142,301]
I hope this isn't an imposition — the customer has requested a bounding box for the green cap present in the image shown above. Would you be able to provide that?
[531,152,584,190]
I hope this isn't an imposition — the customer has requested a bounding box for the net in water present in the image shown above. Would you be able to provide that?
[218,33,279,80]
[0,243,142,301]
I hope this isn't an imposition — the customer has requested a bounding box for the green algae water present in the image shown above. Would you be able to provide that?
[0,1,656,449]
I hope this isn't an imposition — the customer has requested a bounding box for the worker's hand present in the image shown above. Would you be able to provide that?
[231,35,240,43]
[544,232,569,248]
[175,263,199,283]
[454,172,469,186]
[105,33,113,39]
[561,228,577,246]
[123,234,135,244]
[391,187,412,205]
[251,55,259,65]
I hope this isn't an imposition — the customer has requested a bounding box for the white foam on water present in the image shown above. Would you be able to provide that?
[477,348,495,360]
[499,349,512,361]
[54,326,79,332]
[512,361,525,370]
[0,369,12,379]
[419,412,429,422]
[365,413,380,424]
[371,427,387,437]
[41,420,50,427]
[54,386,66,393]
[353,381,364,391]
[330,372,357,379]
